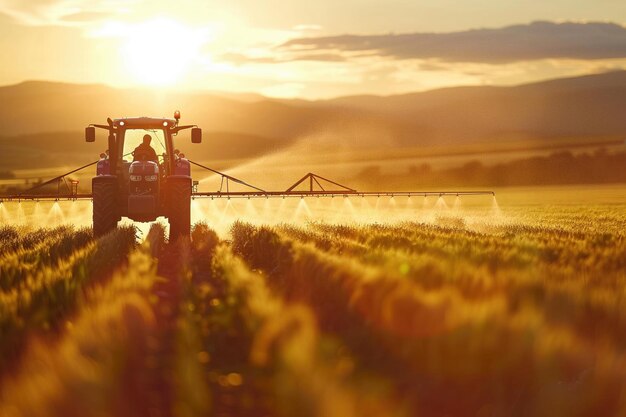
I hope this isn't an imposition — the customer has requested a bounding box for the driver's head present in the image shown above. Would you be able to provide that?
[142,134,152,145]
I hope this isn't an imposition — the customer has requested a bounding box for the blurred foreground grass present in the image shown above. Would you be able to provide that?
[0,197,625,417]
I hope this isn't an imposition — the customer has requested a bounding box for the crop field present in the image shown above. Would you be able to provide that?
[0,190,625,417]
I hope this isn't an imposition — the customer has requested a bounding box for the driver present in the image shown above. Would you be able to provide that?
[133,134,158,163]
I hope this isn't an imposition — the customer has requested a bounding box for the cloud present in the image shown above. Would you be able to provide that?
[279,21,626,64]
[219,52,345,65]
[292,24,323,32]
[60,11,116,23]
[0,0,134,26]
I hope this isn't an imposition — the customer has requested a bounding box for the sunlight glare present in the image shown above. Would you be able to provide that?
[120,18,212,85]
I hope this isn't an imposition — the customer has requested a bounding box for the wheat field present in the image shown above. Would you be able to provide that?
[0,197,625,417]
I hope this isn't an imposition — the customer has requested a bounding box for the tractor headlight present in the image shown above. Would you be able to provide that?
[130,175,142,181]
[145,175,158,182]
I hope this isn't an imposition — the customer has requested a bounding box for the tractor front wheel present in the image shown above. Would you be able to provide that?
[92,176,119,237]
[166,176,191,241]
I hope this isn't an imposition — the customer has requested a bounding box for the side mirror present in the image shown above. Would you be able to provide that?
[85,126,96,142]
[191,127,202,144]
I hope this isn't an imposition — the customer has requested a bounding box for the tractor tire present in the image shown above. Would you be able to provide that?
[92,176,119,237]
[167,176,191,241]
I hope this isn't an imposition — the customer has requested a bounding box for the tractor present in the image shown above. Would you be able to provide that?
[85,111,202,239]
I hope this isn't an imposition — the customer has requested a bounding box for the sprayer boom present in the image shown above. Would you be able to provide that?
[190,191,494,199]
[0,161,494,202]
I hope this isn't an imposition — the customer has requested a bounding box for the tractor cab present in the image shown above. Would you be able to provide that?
[85,111,202,239]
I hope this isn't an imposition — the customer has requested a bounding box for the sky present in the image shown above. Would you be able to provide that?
[0,0,625,99]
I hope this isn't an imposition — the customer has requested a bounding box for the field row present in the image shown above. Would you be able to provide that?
[1,210,625,416]
[0,226,136,370]
[230,218,626,416]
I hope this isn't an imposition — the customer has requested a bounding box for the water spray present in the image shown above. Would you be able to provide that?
[0,132,495,230]
[0,201,10,223]
[435,195,449,211]
[491,195,502,216]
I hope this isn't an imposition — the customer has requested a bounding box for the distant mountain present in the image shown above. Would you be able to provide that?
[0,80,390,145]
[0,71,625,170]
[315,70,626,143]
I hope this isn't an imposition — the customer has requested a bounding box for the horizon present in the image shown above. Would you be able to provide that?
[3,67,625,101]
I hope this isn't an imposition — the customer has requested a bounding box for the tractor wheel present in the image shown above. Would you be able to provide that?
[92,176,118,237]
[167,176,191,241]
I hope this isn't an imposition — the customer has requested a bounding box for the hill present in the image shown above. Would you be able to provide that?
[315,70,626,144]
[0,71,625,173]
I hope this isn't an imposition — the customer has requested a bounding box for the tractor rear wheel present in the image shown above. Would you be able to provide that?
[167,176,191,241]
[92,176,118,237]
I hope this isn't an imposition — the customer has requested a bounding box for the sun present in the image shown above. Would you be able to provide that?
[120,19,207,86]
